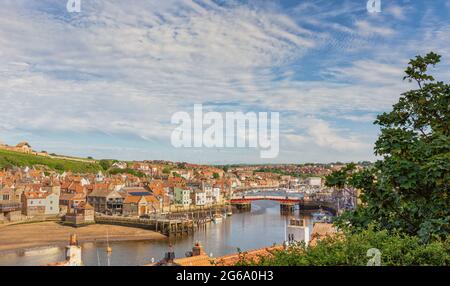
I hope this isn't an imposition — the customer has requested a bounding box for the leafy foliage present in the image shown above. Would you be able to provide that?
[237,227,449,266]
[108,167,146,178]
[162,167,172,174]
[99,159,115,171]
[327,52,449,242]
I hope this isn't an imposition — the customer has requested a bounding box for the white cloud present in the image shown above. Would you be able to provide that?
[306,119,368,152]
[0,0,448,163]
[355,20,395,37]
[386,5,406,20]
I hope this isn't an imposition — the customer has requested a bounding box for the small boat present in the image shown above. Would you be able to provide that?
[226,211,233,216]
[212,214,223,223]
[311,211,331,223]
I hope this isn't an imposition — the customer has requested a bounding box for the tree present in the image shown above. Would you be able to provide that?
[328,52,449,242]
[213,172,220,179]
[325,163,356,189]
[99,159,112,171]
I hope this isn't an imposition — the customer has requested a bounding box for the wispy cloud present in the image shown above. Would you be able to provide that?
[0,0,448,163]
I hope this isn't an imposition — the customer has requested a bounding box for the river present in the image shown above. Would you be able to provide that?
[0,200,317,266]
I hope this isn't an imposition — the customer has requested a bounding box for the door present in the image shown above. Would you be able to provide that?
[139,205,146,216]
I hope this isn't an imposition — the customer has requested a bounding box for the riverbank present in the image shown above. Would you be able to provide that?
[0,221,166,253]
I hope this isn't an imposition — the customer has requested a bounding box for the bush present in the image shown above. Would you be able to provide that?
[108,168,145,178]
[237,227,449,266]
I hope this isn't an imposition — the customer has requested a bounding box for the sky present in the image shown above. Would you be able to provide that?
[0,0,449,164]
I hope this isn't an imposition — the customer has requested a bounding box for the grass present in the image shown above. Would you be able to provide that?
[0,149,103,173]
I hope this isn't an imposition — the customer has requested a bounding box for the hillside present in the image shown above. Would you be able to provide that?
[0,149,103,173]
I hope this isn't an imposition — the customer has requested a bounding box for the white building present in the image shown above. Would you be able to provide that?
[286,218,310,246]
[212,185,222,204]
[95,171,105,182]
[112,162,127,169]
[306,177,322,187]
[22,191,59,216]
[202,183,213,205]
[192,190,207,206]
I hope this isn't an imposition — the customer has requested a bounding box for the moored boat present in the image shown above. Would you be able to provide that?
[212,213,223,223]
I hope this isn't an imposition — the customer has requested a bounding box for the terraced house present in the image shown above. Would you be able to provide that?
[21,191,59,217]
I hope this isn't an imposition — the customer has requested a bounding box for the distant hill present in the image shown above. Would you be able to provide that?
[0,149,103,173]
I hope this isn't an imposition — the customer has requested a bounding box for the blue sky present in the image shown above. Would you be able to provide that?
[0,0,449,164]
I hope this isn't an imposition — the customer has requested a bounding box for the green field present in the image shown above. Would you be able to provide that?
[0,149,103,173]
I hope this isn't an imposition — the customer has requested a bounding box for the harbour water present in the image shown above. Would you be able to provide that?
[0,200,316,266]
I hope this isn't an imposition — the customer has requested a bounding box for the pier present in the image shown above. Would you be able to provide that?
[94,215,195,236]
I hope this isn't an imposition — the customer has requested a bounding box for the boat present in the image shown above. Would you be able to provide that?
[212,213,223,223]
[311,211,332,223]
[226,210,233,216]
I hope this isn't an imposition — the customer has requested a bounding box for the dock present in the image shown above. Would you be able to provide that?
[94,215,195,236]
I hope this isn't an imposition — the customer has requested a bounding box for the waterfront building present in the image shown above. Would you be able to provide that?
[59,192,86,214]
[122,194,160,216]
[87,189,124,215]
[191,189,207,206]
[0,201,22,222]
[64,201,95,225]
[202,182,213,205]
[174,187,192,206]
[21,191,59,217]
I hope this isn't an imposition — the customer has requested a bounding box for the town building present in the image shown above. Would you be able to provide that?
[87,189,124,215]
[64,202,95,225]
[174,187,191,206]
[21,191,59,217]
[122,194,160,217]
[191,189,207,206]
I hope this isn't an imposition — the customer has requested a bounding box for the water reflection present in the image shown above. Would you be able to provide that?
[0,200,314,266]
